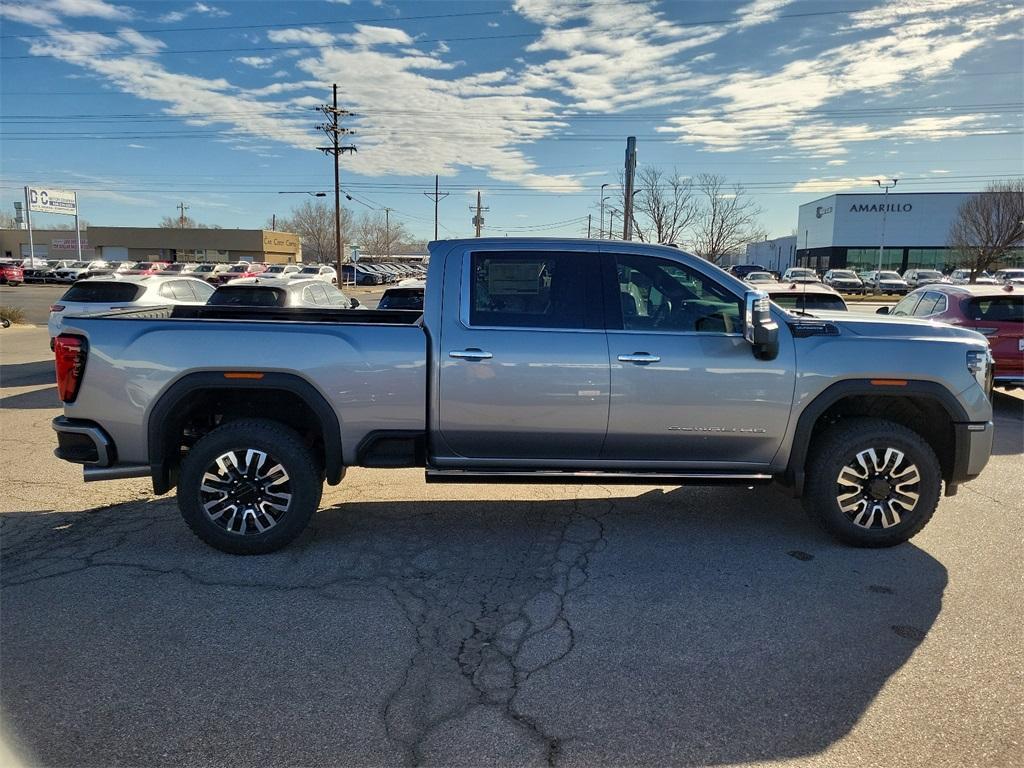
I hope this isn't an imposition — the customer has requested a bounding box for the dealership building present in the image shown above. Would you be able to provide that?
[0,226,302,264]
[794,191,1022,274]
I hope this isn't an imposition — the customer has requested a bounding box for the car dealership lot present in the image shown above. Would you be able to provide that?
[1,325,1022,767]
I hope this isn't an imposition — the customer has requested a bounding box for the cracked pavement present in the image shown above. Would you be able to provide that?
[2,326,1022,767]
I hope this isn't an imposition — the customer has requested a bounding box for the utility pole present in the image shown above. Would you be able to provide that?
[422,175,449,241]
[587,214,592,238]
[875,178,898,279]
[177,201,189,228]
[317,83,357,278]
[622,136,637,240]
[383,207,393,258]
[599,183,609,239]
[470,190,488,237]
[609,209,619,240]
[271,213,276,231]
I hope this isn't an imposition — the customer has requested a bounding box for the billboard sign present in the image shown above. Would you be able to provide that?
[27,187,78,216]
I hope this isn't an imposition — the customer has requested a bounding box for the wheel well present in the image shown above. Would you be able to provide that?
[805,395,956,480]
[151,383,340,493]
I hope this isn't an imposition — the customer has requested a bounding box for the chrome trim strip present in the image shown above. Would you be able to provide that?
[426,469,772,481]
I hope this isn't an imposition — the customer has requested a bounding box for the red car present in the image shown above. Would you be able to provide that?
[124,261,170,276]
[883,283,1024,389]
[0,262,24,286]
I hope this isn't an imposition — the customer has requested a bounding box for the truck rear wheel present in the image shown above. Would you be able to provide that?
[178,419,322,555]
[803,417,941,547]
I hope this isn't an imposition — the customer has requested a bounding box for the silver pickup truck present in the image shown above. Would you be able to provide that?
[52,239,994,554]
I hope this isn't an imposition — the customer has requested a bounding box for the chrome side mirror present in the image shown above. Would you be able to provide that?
[744,291,779,361]
[350,297,360,308]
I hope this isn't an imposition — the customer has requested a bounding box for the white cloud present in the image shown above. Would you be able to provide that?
[49,0,131,21]
[0,5,61,26]
[158,2,228,24]
[790,175,894,193]
[117,28,165,55]
[235,56,275,69]
[128,143,147,149]
[733,0,796,30]
[267,27,336,47]
[487,21,500,28]
[340,25,414,47]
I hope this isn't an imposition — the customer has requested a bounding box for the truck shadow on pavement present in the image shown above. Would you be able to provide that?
[991,391,1023,455]
[1,484,947,767]
[0,359,54,389]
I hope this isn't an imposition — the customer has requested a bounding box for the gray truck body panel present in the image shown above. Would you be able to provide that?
[56,238,993,485]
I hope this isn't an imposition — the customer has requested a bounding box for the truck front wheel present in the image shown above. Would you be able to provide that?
[178,419,322,555]
[803,417,942,547]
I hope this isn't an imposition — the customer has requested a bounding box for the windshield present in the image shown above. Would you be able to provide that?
[917,271,942,278]
[788,269,815,277]
[69,261,89,268]
[299,267,320,274]
[746,272,774,282]
[879,272,901,279]
[135,263,155,269]
[193,265,215,273]
[263,265,287,273]
[770,293,848,312]
[227,265,249,273]
[832,270,857,278]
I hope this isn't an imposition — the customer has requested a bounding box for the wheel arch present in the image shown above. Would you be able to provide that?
[784,379,968,496]
[147,371,343,494]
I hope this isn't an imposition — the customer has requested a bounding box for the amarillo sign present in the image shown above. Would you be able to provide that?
[849,203,913,213]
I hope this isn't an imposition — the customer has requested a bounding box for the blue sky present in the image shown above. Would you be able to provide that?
[1,0,1022,241]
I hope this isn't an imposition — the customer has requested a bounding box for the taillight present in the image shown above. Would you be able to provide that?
[50,304,66,312]
[54,334,87,403]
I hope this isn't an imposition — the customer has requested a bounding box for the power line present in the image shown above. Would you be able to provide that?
[0,7,878,60]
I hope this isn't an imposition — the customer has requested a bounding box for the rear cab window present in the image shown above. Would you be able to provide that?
[208,286,286,307]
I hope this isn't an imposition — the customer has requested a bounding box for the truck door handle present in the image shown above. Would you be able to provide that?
[450,348,493,360]
[617,353,661,364]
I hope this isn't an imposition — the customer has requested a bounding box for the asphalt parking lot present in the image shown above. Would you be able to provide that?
[1,324,1022,767]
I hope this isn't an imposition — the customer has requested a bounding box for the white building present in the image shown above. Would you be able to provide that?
[793,191,1021,273]
[744,236,797,273]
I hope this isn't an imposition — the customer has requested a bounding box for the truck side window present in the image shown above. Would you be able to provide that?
[469,252,587,329]
[891,294,921,316]
[912,292,943,316]
[613,254,742,334]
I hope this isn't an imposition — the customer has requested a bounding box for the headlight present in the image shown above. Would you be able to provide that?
[966,349,993,393]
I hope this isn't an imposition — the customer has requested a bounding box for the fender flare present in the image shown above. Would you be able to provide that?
[147,371,343,494]
[784,379,968,494]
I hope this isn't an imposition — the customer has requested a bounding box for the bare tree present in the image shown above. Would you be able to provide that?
[158,215,221,229]
[948,179,1024,281]
[0,212,18,229]
[622,166,698,244]
[690,174,765,264]
[354,211,410,257]
[274,200,352,263]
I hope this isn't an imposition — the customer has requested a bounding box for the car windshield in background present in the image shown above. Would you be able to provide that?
[227,265,249,273]
[299,267,321,274]
[879,272,902,280]
[68,261,90,268]
[207,286,286,307]
[746,272,774,282]
[770,293,847,312]
[378,289,425,310]
[193,265,215,273]
[61,282,143,303]
[135,263,156,269]
[833,271,857,279]
[965,296,1024,322]
[263,266,287,273]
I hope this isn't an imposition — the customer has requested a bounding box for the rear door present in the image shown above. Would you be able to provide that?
[601,251,796,465]
[436,247,609,461]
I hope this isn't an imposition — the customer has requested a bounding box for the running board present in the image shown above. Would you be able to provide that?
[425,469,773,485]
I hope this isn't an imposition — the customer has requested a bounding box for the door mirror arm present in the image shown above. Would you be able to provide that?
[744,291,779,361]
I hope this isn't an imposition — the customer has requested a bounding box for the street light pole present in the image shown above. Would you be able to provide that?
[599,183,609,239]
[875,178,898,280]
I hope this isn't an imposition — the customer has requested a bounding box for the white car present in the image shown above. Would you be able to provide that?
[902,269,947,288]
[259,264,302,279]
[742,271,778,287]
[208,278,364,308]
[863,270,909,295]
[993,268,1024,285]
[781,267,820,283]
[950,269,997,285]
[48,275,215,340]
[53,260,111,282]
[287,265,338,284]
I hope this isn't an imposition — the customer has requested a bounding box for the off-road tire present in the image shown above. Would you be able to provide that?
[803,417,942,547]
[178,418,322,555]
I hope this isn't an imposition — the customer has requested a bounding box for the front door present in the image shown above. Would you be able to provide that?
[436,248,609,461]
[602,252,796,466]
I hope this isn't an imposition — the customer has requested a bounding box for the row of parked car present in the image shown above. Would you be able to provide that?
[2,257,428,287]
[728,263,1024,296]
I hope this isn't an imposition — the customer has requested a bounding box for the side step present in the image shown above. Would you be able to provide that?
[425,469,773,485]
